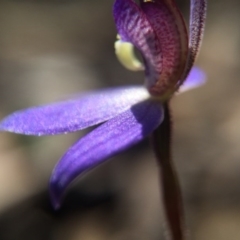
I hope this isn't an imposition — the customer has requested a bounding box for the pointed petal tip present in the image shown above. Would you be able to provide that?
[0,117,10,131]
[0,125,4,132]
[0,119,18,134]
[49,179,63,210]
[52,200,61,211]
[178,66,206,93]
[0,114,41,135]
[0,117,44,136]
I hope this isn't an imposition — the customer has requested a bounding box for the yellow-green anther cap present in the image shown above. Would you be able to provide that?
[115,37,144,71]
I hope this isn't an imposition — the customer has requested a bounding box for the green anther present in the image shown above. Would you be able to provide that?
[114,38,144,71]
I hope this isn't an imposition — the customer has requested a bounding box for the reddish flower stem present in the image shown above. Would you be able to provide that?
[151,103,186,240]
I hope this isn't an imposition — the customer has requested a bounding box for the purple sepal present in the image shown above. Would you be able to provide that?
[49,100,164,209]
[0,86,149,136]
[178,66,206,93]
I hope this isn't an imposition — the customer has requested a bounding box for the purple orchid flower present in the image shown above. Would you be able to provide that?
[0,0,206,238]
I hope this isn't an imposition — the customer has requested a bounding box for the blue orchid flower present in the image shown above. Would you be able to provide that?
[0,0,207,231]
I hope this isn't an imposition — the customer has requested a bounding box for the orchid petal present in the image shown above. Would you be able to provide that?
[0,86,149,136]
[178,67,206,93]
[113,0,163,92]
[49,100,164,209]
[141,0,188,95]
[189,0,207,64]
[183,0,207,79]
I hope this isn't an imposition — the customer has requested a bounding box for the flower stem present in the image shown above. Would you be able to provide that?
[151,102,186,240]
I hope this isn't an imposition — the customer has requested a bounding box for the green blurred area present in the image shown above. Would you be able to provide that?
[0,0,240,239]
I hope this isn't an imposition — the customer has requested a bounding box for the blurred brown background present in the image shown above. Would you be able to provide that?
[0,0,240,239]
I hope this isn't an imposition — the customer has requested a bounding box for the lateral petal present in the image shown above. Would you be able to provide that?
[0,86,149,136]
[182,0,207,79]
[49,100,164,209]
